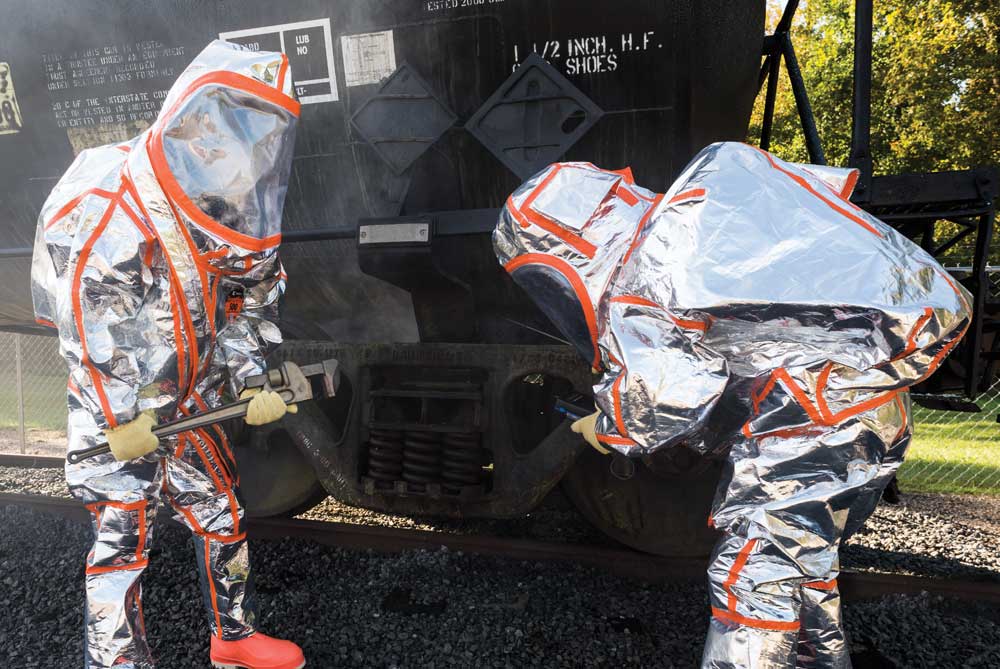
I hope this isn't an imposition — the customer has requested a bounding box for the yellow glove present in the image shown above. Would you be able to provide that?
[105,413,159,461]
[241,388,298,426]
[571,411,611,455]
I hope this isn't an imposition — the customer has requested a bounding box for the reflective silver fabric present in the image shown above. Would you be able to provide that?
[30,40,298,669]
[494,142,971,668]
[493,163,659,367]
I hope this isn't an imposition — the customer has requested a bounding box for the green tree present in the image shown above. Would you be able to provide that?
[754,0,1000,175]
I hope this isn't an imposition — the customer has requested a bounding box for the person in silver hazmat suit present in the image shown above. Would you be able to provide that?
[31,41,308,669]
[493,142,971,668]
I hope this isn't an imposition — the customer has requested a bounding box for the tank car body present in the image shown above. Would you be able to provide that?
[1,0,821,555]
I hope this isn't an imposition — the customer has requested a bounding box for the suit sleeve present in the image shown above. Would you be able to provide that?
[56,219,157,431]
[593,299,729,455]
[887,269,973,386]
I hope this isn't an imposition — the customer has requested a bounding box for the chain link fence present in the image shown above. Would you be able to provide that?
[0,332,68,456]
[903,377,1000,496]
[899,266,1000,496]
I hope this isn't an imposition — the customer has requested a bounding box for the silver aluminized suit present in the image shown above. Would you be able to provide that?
[493,143,970,668]
[30,41,298,669]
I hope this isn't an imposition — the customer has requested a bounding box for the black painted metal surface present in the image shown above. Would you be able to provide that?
[0,0,765,339]
[264,340,595,520]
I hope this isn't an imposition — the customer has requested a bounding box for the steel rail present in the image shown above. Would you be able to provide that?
[0,453,65,469]
[2,492,999,604]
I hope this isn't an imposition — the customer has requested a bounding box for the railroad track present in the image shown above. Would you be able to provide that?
[2,490,999,604]
[0,453,65,469]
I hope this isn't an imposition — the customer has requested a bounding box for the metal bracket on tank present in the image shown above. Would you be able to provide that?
[358,216,432,247]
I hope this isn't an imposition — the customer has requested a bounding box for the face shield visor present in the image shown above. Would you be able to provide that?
[149,64,299,259]
[506,257,600,367]
[496,163,658,371]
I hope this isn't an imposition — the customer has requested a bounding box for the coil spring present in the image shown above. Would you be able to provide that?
[367,429,404,482]
[368,428,487,493]
[402,431,442,486]
[442,432,486,491]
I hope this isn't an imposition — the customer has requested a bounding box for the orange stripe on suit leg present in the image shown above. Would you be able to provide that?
[86,560,149,576]
[803,579,838,591]
[724,538,758,612]
[135,504,147,561]
[711,607,800,632]
[204,536,223,636]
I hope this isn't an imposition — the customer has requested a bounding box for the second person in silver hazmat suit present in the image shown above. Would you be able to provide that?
[493,143,970,668]
[31,41,306,669]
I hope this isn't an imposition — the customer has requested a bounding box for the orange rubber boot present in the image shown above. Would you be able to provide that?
[210,633,306,669]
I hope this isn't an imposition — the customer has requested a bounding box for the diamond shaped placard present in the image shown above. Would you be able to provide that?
[465,54,605,180]
[351,63,458,175]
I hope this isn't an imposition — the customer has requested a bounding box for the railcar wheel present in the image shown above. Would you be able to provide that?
[234,426,328,518]
[561,447,722,557]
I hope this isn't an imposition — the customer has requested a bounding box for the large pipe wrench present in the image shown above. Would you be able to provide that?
[66,360,340,465]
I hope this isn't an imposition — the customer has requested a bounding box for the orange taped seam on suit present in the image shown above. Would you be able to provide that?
[506,197,598,259]
[596,433,638,447]
[70,184,129,427]
[723,538,757,611]
[622,193,665,265]
[751,146,883,239]
[616,183,640,206]
[44,188,118,231]
[504,253,602,370]
[892,307,934,362]
[610,294,709,332]
[667,188,707,206]
[712,538,800,631]
[711,607,800,632]
[611,373,630,438]
[742,365,898,439]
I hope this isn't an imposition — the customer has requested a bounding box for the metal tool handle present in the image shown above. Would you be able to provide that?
[67,443,112,465]
[555,398,592,422]
[152,397,254,439]
[151,386,296,438]
[66,390,298,465]
[65,359,335,466]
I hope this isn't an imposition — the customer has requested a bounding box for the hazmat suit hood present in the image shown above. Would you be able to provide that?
[493,163,661,369]
[131,39,299,273]
[495,143,970,456]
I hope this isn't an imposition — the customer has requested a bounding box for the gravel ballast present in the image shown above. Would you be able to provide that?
[0,465,68,498]
[2,505,1000,668]
[2,464,998,581]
